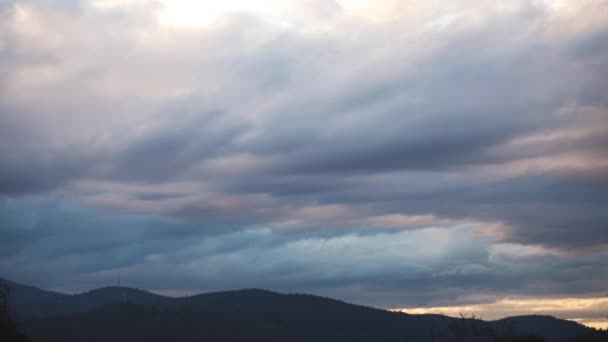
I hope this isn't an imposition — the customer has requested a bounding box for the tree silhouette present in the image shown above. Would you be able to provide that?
[0,285,32,342]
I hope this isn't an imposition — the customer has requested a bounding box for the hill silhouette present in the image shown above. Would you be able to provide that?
[15,286,169,319]
[0,277,65,306]
[1,277,600,342]
[493,316,595,342]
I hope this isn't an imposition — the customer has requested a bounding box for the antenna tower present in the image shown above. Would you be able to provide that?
[117,273,126,304]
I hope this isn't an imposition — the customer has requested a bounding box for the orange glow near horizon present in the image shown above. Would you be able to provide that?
[390,297,608,329]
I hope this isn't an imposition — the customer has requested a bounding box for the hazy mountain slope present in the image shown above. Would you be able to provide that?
[16,286,170,318]
[171,289,429,340]
[1,277,595,341]
[174,289,401,320]
[23,302,426,342]
[0,277,66,305]
[492,315,593,342]
[21,301,595,342]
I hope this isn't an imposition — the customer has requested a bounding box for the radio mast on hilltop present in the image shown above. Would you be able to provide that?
[117,273,126,304]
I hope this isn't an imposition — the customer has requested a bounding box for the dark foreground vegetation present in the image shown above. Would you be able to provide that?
[1,288,31,342]
[2,277,606,342]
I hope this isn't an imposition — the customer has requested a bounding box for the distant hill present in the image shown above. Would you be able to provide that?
[0,277,65,306]
[15,286,170,318]
[1,277,597,342]
[492,315,595,342]
[172,289,398,321]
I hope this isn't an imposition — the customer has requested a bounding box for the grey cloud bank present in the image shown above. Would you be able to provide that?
[0,0,607,324]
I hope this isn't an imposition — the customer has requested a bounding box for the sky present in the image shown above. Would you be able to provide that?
[0,0,607,329]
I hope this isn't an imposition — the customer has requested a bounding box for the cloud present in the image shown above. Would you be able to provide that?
[2,198,607,310]
[0,0,607,309]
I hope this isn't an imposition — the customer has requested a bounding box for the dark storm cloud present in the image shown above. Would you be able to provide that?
[0,107,95,195]
[223,171,608,247]
[0,0,607,312]
[0,154,85,195]
[570,28,608,58]
[112,110,249,182]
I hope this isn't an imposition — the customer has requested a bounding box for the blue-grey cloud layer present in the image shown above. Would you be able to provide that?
[0,0,607,315]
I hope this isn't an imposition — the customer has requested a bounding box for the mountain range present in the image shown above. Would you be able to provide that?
[1,277,603,342]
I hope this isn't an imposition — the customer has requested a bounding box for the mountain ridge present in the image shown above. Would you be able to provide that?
[1,276,598,341]
[0,277,66,305]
